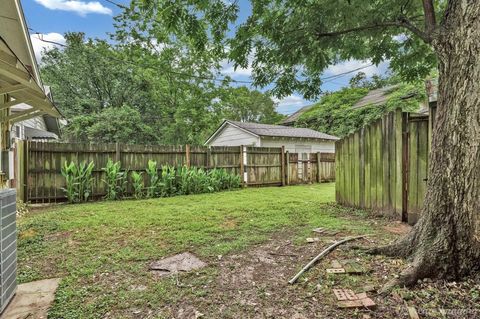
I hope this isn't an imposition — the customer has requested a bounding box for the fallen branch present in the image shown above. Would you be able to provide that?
[288,235,367,284]
[269,252,298,257]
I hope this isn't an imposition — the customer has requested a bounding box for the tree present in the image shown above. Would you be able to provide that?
[218,86,284,123]
[349,72,394,89]
[41,33,224,144]
[131,0,480,290]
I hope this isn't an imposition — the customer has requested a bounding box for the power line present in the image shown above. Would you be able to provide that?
[29,28,376,87]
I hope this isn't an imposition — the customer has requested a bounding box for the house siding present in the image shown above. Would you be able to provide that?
[208,124,260,146]
[260,137,335,153]
[12,116,47,140]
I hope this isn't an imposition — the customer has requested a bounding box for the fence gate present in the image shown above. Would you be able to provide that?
[335,109,431,224]
[405,113,429,224]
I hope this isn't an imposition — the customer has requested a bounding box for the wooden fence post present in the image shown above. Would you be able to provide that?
[185,144,191,168]
[285,151,290,185]
[24,140,29,202]
[206,147,211,169]
[281,146,285,186]
[316,152,321,183]
[239,145,246,187]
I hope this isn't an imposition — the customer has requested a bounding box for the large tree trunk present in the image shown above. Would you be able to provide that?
[373,1,480,290]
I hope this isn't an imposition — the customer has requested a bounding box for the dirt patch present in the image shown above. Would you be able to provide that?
[150,252,207,277]
[383,221,412,235]
[44,231,72,241]
[157,229,480,318]
[220,218,238,230]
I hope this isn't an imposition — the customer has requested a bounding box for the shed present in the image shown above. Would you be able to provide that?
[205,120,339,154]
[280,104,314,126]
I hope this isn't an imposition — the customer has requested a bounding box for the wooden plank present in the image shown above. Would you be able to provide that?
[359,128,365,207]
[115,142,121,162]
[281,146,285,186]
[376,120,383,210]
[408,120,418,224]
[364,126,371,209]
[416,120,428,220]
[394,109,403,217]
[382,115,389,210]
[286,151,290,185]
[239,145,245,186]
[0,98,29,110]
[0,83,25,95]
[0,49,18,66]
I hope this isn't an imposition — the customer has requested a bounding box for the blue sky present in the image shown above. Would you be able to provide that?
[24,0,389,115]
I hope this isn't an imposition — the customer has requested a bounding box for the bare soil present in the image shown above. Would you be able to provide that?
[156,224,480,319]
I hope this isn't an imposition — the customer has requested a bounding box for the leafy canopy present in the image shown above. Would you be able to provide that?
[41,33,283,145]
[134,0,439,99]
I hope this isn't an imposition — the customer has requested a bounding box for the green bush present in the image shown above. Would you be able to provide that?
[61,161,95,203]
[146,160,160,198]
[131,171,144,199]
[102,159,128,200]
[159,165,177,197]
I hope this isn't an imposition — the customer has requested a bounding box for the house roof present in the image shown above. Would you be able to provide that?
[0,0,62,124]
[280,104,314,125]
[24,126,58,140]
[205,120,339,144]
[352,85,401,109]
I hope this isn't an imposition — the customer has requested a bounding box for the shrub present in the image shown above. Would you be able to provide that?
[131,171,144,199]
[159,165,177,197]
[146,160,159,198]
[61,161,94,203]
[208,168,241,191]
[102,159,128,200]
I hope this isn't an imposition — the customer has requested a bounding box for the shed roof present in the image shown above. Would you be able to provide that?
[352,85,400,109]
[206,120,339,145]
[24,126,58,140]
[280,104,314,125]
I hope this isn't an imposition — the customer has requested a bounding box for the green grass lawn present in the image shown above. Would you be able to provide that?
[18,183,375,318]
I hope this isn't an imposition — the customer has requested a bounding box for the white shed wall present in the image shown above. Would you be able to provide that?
[260,137,335,153]
[208,124,260,146]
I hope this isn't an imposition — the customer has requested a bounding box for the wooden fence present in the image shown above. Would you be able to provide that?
[335,108,431,224]
[15,142,336,203]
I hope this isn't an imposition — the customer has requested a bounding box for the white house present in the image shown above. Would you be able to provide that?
[205,120,339,154]
[10,86,61,142]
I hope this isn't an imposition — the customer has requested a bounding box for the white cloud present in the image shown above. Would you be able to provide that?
[273,94,305,108]
[220,60,253,77]
[325,59,390,78]
[30,33,66,62]
[273,94,309,115]
[34,0,112,16]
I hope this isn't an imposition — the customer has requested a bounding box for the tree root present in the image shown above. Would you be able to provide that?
[379,257,433,296]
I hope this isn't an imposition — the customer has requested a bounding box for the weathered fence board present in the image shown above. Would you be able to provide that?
[16,142,335,203]
[336,109,429,224]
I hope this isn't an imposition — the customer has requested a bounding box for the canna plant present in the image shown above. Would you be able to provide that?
[61,161,78,203]
[102,159,128,200]
[76,161,95,202]
[131,171,144,199]
[146,160,159,198]
[61,161,95,203]
[159,165,177,197]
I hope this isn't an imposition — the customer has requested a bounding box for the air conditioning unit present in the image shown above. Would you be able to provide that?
[0,189,16,314]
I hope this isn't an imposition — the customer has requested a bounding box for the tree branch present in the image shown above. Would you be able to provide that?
[315,17,432,43]
[422,0,437,33]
